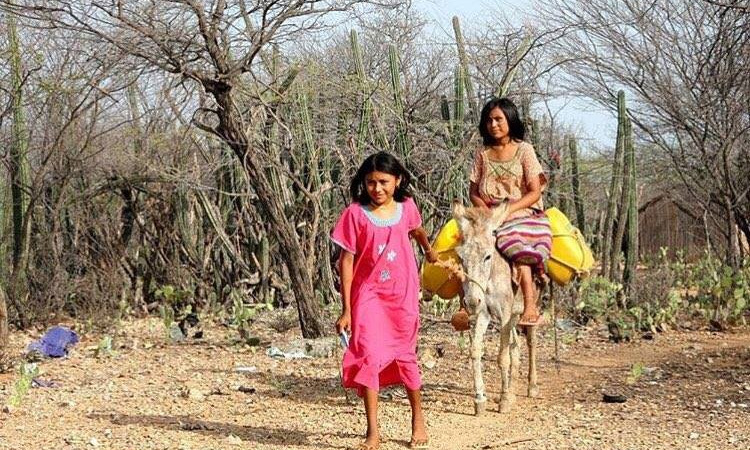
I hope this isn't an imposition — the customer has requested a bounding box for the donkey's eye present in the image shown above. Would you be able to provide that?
[483,254,492,262]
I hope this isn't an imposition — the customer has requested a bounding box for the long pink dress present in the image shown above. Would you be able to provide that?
[331,197,423,397]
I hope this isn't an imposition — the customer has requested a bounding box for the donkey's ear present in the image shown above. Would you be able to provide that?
[452,201,466,219]
[491,201,510,225]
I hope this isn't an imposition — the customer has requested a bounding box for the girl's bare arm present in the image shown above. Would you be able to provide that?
[469,182,489,208]
[410,227,438,263]
[335,251,354,333]
[508,174,542,215]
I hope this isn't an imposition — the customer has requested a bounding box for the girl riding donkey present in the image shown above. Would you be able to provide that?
[332,152,437,450]
[465,97,551,327]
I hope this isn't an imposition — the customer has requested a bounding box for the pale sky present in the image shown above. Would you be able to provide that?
[417,0,616,152]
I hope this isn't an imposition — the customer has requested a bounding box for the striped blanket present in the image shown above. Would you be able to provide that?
[494,211,552,269]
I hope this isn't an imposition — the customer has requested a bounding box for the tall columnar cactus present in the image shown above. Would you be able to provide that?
[388,45,411,161]
[174,188,198,262]
[557,142,570,216]
[5,15,31,327]
[601,90,626,277]
[452,17,478,121]
[610,116,633,282]
[8,15,31,269]
[622,117,638,304]
[568,136,585,234]
[349,30,387,154]
[350,30,370,156]
[297,90,321,188]
[496,32,533,98]
[452,65,466,147]
[259,234,271,303]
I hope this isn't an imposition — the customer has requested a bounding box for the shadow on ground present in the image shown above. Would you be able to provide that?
[89,413,358,448]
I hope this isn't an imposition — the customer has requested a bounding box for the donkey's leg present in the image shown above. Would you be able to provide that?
[510,326,521,392]
[525,324,539,398]
[470,311,491,416]
[497,321,516,413]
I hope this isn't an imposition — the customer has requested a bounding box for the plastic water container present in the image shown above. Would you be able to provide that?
[545,207,595,285]
[421,219,463,299]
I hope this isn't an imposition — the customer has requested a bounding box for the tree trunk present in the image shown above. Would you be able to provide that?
[211,86,325,338]
[0,287,8,349]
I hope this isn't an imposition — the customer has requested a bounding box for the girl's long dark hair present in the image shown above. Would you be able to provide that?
[478,97,525,145]
[349,151,413,205]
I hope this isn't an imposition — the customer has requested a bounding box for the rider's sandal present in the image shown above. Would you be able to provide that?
[517,314,546,327]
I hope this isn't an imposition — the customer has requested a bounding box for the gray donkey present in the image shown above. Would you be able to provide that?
[452,202,539,415]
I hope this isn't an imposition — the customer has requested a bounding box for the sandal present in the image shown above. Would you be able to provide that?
[409,438,430,449]
[517,314,545,327]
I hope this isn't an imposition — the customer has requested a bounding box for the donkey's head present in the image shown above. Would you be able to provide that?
[452,202,510,309]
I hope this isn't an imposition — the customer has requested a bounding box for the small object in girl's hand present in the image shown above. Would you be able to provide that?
[339,331,349,348]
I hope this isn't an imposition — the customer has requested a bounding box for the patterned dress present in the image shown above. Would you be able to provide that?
[470,141,547,219]
[331,197,423,397]
[470,141,551,269]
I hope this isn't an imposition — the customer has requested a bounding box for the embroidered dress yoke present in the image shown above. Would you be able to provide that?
[331,197,423,397]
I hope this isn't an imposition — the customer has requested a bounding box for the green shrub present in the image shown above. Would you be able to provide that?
[575,276,622,324]
[681,253,749,323]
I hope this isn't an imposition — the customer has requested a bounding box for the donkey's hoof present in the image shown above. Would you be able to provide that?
[474,400,487,416]
[528,385,540,398]
[498,395,515,413]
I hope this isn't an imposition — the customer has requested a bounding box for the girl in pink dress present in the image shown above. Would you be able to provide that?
[332,152,437,450]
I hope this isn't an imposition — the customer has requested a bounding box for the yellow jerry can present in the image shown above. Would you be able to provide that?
[421,219,463,299]
[545,207,595,285]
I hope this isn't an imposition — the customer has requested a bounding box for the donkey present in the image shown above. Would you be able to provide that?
[452,202,539,415]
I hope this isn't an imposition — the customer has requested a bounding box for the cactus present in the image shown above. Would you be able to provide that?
[440,94,450,121]
[388,45,412,161]
[0,167,9,279]
[349,30,390,155]
[496,32,533,98]
[610,116,632,282]
[8,16,30,269]
[557,142,570,216]
[452,17,478,121]
[568,136,585,234]
[297,90,322,188]
[452,66,466,147]
[5,15,31,327]
[601,90,626,277]
[174,188,197,262]
[622,117,638,304]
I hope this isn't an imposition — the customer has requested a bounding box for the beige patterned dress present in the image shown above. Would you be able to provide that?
[469,141,547,221]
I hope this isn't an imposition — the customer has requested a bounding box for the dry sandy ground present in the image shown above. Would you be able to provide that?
[0,315,748,450]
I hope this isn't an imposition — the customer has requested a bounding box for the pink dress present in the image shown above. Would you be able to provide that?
[331,197,423,397]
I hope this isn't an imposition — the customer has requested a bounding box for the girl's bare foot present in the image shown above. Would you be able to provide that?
[410,416,429,448]
[356,434,379,450]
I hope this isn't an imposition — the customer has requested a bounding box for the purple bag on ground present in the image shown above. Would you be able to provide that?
[27,326,79,358]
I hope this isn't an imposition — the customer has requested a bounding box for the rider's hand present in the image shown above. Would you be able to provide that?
[425,248,439,264]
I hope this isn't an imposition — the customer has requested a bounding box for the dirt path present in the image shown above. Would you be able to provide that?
[1,317,748,450]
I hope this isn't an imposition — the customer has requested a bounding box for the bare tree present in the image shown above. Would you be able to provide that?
[2,1,409,338]
[538,0,750,268]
